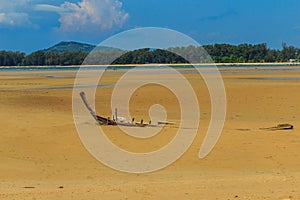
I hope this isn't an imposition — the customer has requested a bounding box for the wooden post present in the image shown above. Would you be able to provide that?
[115,108,118,122]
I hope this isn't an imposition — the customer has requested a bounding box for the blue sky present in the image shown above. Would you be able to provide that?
[1,0,300,53]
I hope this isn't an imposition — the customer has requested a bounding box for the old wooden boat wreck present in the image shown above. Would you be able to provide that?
[80,92,150,127]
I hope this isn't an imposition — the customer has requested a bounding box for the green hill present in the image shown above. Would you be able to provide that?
[44,41,120,53]
[45,41,95,53]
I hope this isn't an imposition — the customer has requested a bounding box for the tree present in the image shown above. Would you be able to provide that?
[24,51,46,66]
[281,43,297,61]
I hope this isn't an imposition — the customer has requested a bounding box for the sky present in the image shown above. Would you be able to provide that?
[1,0,300,53]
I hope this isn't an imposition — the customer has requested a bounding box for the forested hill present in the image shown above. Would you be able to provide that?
[45,41,96,53]
[0,42,300,66]
[44,41,119,53]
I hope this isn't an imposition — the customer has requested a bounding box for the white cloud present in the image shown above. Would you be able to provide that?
[0,12,30,26]
[0,13,4,22]
[34,4,66,13]
[39,0,129,32]
[0,0,32,27]
[0,0,129,30]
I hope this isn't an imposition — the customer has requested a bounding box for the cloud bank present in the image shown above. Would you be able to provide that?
[36,0,129,32]
[0,0,32,27]
[0,0,128,31]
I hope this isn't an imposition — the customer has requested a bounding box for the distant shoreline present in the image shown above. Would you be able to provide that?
[1,62,300,68]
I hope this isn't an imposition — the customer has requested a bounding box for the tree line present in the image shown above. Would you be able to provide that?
[0,50,88,66]
[203,43,299,63]
[1,43,300,66]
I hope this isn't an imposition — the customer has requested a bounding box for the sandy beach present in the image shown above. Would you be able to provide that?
[0,66,300,199]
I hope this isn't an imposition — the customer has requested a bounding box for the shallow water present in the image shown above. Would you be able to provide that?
[251,77,300,81]
[0,84,115,91]
[1,64,293,72]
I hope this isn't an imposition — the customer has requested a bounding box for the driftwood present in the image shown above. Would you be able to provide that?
[259,124,294,131]
[158,121,175,125]
[236,124,294,132]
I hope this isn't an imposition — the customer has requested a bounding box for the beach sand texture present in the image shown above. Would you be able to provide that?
[0,67,300,199]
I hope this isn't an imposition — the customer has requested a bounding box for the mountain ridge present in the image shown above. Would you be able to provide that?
[44,41,120,53]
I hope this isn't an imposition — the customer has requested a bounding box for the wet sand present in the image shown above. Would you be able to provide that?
[0,67,300,199]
